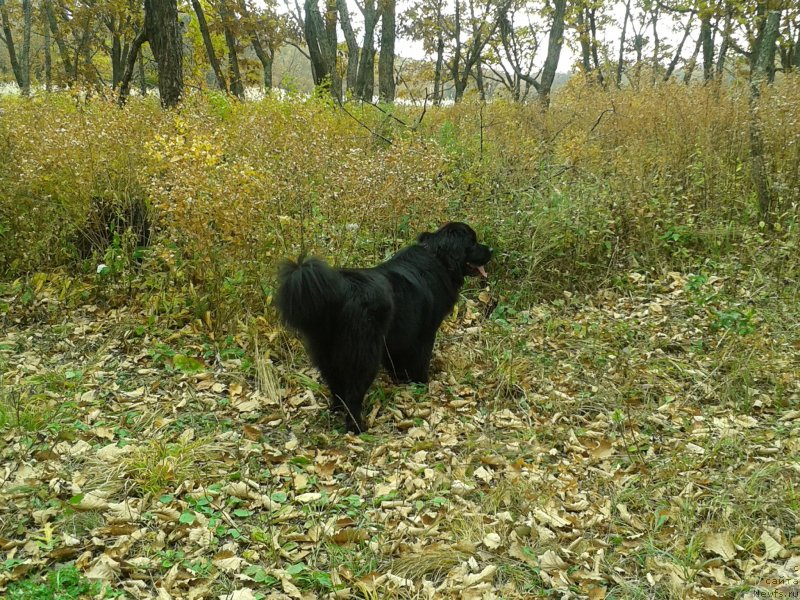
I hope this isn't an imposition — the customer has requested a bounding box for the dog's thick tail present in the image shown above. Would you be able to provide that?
[275,256,347,333]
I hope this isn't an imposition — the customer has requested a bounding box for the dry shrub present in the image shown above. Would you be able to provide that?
[406,77,799,299]
[1,78,798,317]
[74,188,151,259]
[0,95,159,273]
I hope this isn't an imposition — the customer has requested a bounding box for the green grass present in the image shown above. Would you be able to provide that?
[5,565,124,599]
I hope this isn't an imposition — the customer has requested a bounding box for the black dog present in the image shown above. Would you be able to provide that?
[276,222,492,432]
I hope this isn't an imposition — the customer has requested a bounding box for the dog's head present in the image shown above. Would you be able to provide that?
[418,222,493,279]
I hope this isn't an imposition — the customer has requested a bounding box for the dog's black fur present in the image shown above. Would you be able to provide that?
[276,222,492,432]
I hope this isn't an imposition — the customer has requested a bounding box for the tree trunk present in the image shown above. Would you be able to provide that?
[44,0,73,83]
[21,0,31,94]
[450,0,463,102]
[190,0,228,92]
[497,10,527,100]
[146,0,183,107]
[616,0,631,86]
[0,0,24,90]
[103,13,127,88]
[111,29,123,88]
[432,0,444,104]
[75,11,97,88]
[42,0,51,91]
[354,0,377,100]
[304,0,339,98]
[664,14,693,81]
[794,29,800,70]
[577,8,591,75]
[378,0,395,102]
[238,0,273,93]
[650,7,660,84]
[715,5,732,78]
[700,14,713,82]
[250,36,273,92]
[119,28,148,105]
[220,1,244,98]
[138,47,146,95]
[474,55,484,101]
[433,32,444,104]
[748,9,781,226]
[304,0,327,84]
[122,40,129,74]
[538,0,566,106]
[336,0,359,94]
[261,50,273,89]
[119,0,183,108]
[324,0,340,99]
[683,29,703,84]
[363,49,375,99]
[588,7,604,86]
[765,24,778,83]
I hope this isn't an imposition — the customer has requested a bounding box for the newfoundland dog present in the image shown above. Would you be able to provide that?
[276,222,492,432]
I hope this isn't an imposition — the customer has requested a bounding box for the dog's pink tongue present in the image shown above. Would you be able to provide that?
[477,265,488,278]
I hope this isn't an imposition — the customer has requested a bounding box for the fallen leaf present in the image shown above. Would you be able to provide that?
[761,530,785,559]
[482,532,502,550]
[538,550,567,570]
[213,550,245,572]
[295,492,321,504]
[463,565,497,586]
[85,554,121,580]
[704,532,736,561]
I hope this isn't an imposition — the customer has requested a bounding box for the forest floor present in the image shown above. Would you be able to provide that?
[0,267,798,599]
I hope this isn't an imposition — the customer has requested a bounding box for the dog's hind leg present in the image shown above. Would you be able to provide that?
[384,333,435,384]
[319,343,381,433]
[321,316,389,433]
[328,371,376,433]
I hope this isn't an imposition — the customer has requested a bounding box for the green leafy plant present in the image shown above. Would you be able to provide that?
[712,307,756,336]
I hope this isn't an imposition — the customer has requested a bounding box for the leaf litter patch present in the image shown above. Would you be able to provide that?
[0,271,798,598]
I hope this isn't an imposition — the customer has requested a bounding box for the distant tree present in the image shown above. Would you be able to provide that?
[663,12,695,80]
[491,3,540,101]
[21,0,31,93]
[303,0,340,99]
[336,0,359,93]
[780,9,800,71]
[138,42,146,93]
[613,0,688,85]
[615,0,631,85]
[715,3,733,77]
[66,1,102,89]
[240,0,286,92]
[97,0,138,89]
[190,0,228,92]
[42,0,52,90]
[401,0,446,103]
[492,0,565,105]
[43,0,74,84]
[354,0,379,100]
[573,0,605,85]
[0,0,28,93]
[218,0,244,98]
[446,0,507,103]
[658,1,721,83]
